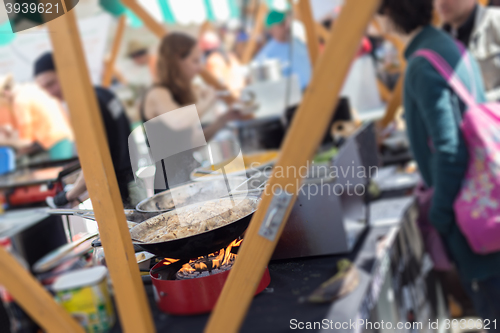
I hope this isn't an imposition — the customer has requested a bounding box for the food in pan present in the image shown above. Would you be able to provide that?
[137,198,257,243]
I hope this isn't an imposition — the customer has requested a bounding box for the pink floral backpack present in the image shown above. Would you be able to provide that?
[414,48,500,255]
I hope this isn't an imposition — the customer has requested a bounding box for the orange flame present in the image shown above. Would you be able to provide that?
[163,239,243,276]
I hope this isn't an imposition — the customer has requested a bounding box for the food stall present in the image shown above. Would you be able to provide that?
[0,0,443,332]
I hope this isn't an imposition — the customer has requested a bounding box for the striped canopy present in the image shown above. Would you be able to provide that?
[0,21,16,46]
[100,0,240,26]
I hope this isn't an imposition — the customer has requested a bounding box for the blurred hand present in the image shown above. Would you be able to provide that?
[200,86,218,104]
[0,125,15,138]
[220,109,246,123]
[53,191,69,207]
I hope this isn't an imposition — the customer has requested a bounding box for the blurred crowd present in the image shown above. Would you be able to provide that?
[1,0,500,326]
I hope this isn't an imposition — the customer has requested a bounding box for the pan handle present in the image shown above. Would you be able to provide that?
[45,208,95,216]
[45,209,138,228]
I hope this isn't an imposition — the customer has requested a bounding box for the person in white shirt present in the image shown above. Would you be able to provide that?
[438,0,500,101]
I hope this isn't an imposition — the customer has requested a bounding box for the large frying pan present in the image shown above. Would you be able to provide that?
[130,196,260,260]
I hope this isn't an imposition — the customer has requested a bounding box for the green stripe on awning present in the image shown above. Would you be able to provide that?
[99,0,127,17]
[0,21,15,46]
[125,9,143,27]
[159,0,176,24]
[228,0,239,19]
[203,0,216,22]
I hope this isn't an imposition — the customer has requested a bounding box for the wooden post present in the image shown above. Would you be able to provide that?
[121,0,167,38]
[241,2,267,64]
[205,0,382,332]
[371,18,406,67]
[113,67,128,85]
[316,22,330,42]
[297,0,320,67]
[0,247,85,333]
[432,9,442,26]
[370,17,407,118]
[47,11,155,333]
[379,72,405,129]
[198,20,215,40]
[377,78,392,102]
[102,15,127,87]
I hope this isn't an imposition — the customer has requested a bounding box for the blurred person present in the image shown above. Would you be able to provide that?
[233,30,249,60]
[200,30,245,98]
[142,32,246,190]
[254,10,312,90]
[321,17,373,57]
[34,52,144,208]
[437,0,500,101]
[0,74,74,159]
[126,40,158,81]
[142,32,245,138]
[378,0,500,325]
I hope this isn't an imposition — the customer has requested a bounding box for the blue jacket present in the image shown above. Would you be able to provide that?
[404,25,500,281]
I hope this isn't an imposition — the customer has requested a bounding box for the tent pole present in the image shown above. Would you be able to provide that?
[47,10,155,333]
[241,2,267,64]
[296,0,320,67]
[205,0,382,332]
[121,0,166,38]
[102,15,127,87]
[0,246,85,333]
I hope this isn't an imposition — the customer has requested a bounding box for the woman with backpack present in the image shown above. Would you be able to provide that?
[377,0,500,325]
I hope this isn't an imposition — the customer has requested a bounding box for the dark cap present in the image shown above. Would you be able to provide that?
[34,52,56,77]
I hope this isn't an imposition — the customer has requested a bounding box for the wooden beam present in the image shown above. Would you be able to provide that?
[316,22,330,42]
[198,20,215,40]
[370,17,407,127]
[121,0,166,38]
[47,11,155,333]
[205,0,382,332]
[241,2,267,64]
[102,15,127,87]
[432,9,442,27]
[379,72,405,129]
[0,247,84,333]
[377,78,392,102]
[297,0,320,67]
[371,18,406,66]
[113,67,128,85]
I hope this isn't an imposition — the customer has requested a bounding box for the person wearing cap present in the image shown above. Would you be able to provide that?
[126,40,158,81]
[34,52,145,208]
[234,30,250,61]
[0,74,74,159]
[254,10,312,90]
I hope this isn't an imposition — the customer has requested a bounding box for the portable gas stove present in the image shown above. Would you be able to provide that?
[150,239,271,315]
[0,158,80,208]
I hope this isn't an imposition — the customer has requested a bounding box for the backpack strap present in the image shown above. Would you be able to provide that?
[413,49,477,109]
[455,41,477,100]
